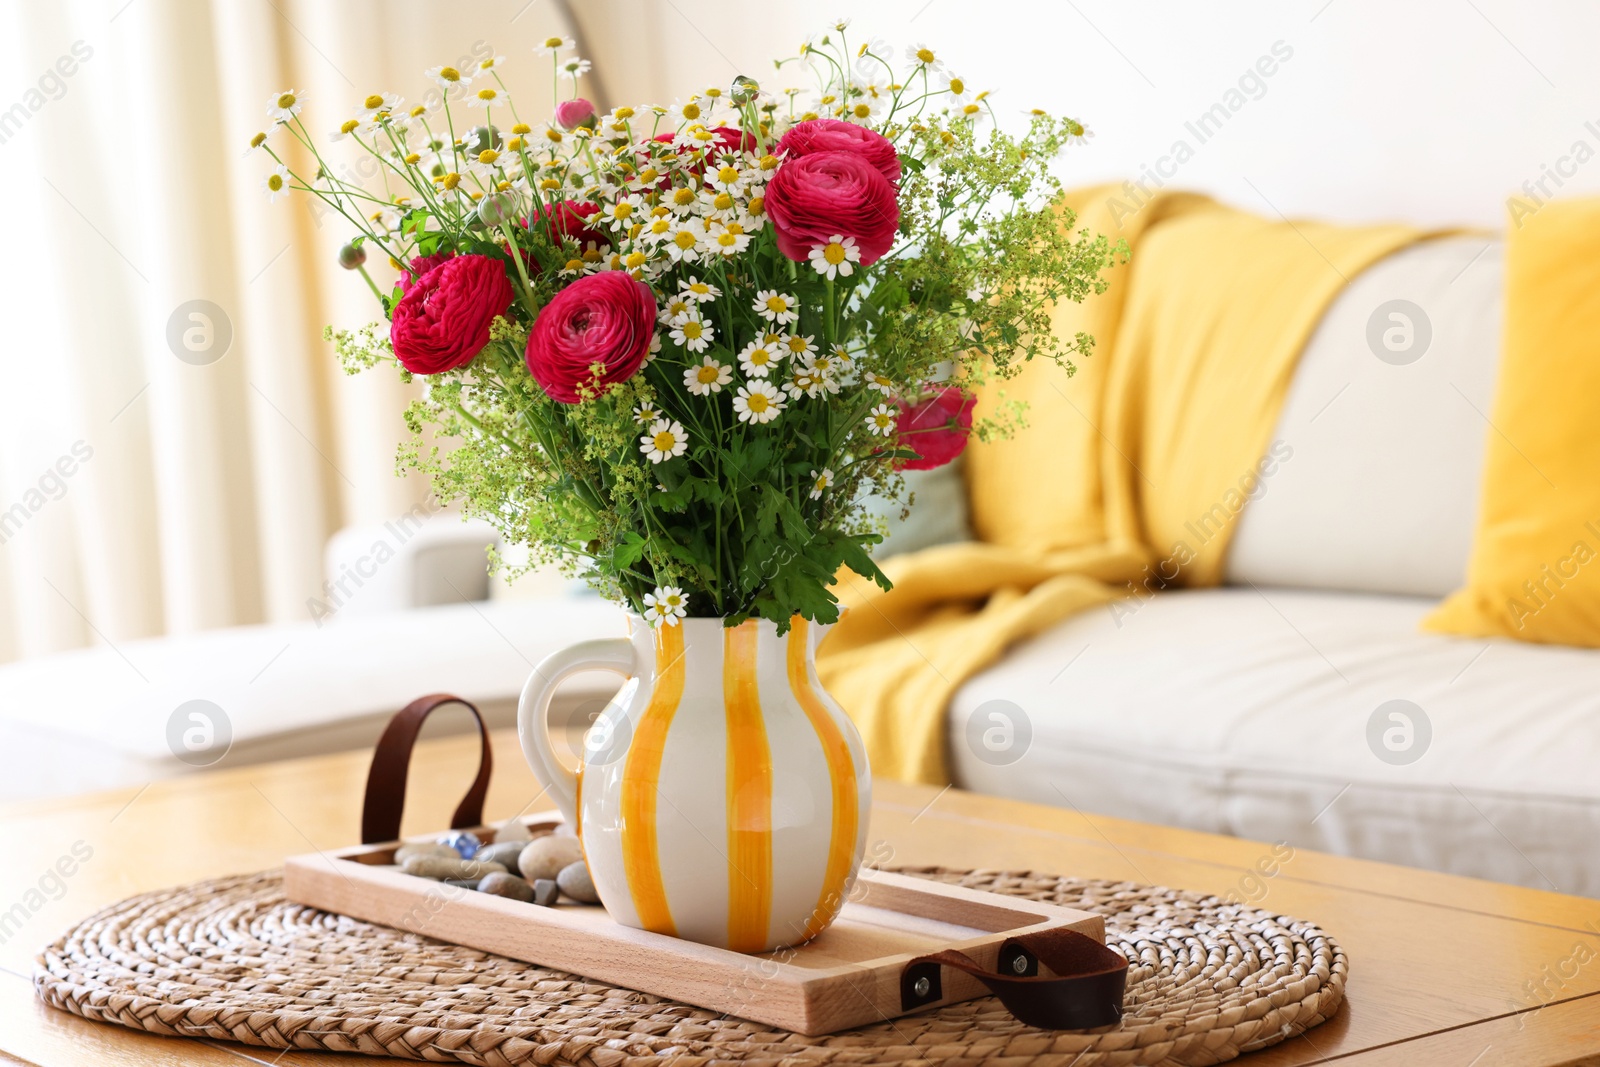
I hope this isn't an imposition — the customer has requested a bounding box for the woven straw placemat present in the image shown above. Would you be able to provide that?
[33,866,1344,1066]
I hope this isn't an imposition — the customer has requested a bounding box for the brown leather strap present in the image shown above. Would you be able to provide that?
[905,926,1127,1030]
[361,694,493,844]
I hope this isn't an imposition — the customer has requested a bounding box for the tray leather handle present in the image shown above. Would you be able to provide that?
[361,693,493,845]
[905,926,1128,1030]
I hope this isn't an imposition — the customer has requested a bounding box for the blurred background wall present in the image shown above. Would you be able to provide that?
[0,0,1591,662]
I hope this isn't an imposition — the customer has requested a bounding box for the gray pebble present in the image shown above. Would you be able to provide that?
[556,860,600,904]
[394,842,457,865]
[477,872,536,902]
[494,817,533,843]
[532,878,559,907]
[517,835,584,882]
[443,878,479,890]
[475,841,527,870]
[402,855,509,881]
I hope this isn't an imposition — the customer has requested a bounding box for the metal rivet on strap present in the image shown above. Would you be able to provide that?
[913,976,931,997]
[1011,955,1029,974]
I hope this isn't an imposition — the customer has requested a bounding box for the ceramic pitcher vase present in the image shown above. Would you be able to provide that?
[517,614,871,953]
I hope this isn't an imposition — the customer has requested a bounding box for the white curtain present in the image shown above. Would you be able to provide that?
[0,0,629,662]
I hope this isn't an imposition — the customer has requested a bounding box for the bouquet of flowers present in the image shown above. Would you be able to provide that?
[251,23,1119,629]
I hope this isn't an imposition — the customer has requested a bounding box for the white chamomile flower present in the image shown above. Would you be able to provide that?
[468,85,501,109]
[330,118,362,142]
[683,355,732,395]
[632,400,662,425]
[266,89,303,125]
[475,54,508,74]
[866,403,897,436]
[424,65,471,90]
[784,365,827,400]
[780,334,818,361]
[640,419,688,463]
[559,56,592,82]
[809,468,834,500]
[938,71,971,104]
[643,585,688,626]
[1064,118,1094,145]
[537,35,575,57]
[679,276,722,302]
[647,331,663,361]
[905,43,943,71]
[261,164,290,204]
[665,184,702,217]
[599,193,643,230]
[705,222,751,257]
[705,157,748,194]
[738,338,782,378]
[673,316,718,359]
[753,290,798,325]
[659,295,694,325]
[808,235,861,279]
[670,98,708,125]
[699,187,741,222]
[665,223,703,263]
[358,91,402,119]
[642,212,677,244]
[733,380,786,424]
[865,371,895,394]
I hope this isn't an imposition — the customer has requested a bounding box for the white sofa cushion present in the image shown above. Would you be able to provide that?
[1226,235,1503,597]
[948,588,1600,896]
[0,597,629,803]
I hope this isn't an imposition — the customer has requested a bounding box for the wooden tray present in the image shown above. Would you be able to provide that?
[284,814,1105,1035]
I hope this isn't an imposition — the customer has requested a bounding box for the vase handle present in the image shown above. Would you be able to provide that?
[517,638,635,827]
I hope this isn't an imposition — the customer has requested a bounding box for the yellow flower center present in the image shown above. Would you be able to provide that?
[747,393,771,412]
[364,94,384,109]
[800,111,819,122]
[724,222,745,236]
[438,67,460,82]
[410,105,426,117]
[963,104,980,116]
[749,349,771,366]
[538,178,560,191]
[266,174,284,191]
[477,88,497,101]
[716,166,740,184]
[582,248,604,263]
[625,251,647,268]
[616,106,635,119]
[564,258,585,272]
[401,152,419,165]
[682,102,701,120]
[442,172,460,189]
[684,323,706,341]
[786,337,808,353]
[765,296,788,313]
[696,364,718,383]
[668,300,688,317]
[747,196,765,216]
[649,218,671,235]
[759,154,779,171]
[276,92,296,109]
[822,242,846,265]
[653,431,676,451]
[612,202,634,218]
[713,192,734,211]
[478,149,498,163]
[716,232,738,248]
[672,188,696,206]
[764,332,783,346]
[639,167,659,184]
[674,230,698,249]
[249,132,266,148]
[948,78,965,95]
[546,128,563,142]
[506,137,524,151]
[916,48,936,64]
[853,104,871,119]
[544,37,564,49]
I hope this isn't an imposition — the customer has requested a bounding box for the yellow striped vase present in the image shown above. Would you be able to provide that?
[517,615,871,952]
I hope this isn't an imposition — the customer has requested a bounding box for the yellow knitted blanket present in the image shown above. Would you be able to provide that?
[819,187,1430,784]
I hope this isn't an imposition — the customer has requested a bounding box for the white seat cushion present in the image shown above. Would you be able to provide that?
[0,597,629,803]
[1226,235,1503,597]
[949,588,1600,896]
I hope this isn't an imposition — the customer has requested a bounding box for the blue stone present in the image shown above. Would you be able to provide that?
[439,830,481,859]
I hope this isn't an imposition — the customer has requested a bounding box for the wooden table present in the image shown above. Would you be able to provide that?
[3,726,1600,1066]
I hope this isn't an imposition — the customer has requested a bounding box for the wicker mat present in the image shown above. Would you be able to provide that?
[33,866,1344,1066]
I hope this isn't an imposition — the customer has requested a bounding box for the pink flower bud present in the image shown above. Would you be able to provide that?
[554,97,596,130]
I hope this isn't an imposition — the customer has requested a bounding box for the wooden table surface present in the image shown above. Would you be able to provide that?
[3,724,1599,1066]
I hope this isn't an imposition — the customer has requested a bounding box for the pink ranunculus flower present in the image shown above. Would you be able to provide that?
[399,249,456,292]
[389,254,514,375]
[554,97,597,130]
[895,387,977,470]
[777,118,902,185]
[525,270,657,403]
[764,150,900,265]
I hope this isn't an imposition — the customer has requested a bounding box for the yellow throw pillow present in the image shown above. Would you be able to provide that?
[1425,197,1600,645]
